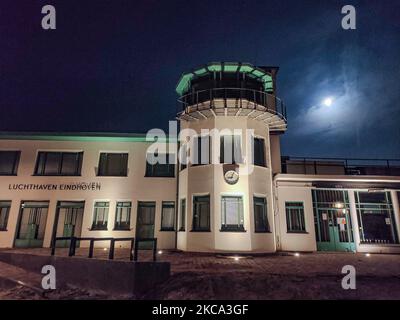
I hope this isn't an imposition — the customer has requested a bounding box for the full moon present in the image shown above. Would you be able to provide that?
[323,97,333,106]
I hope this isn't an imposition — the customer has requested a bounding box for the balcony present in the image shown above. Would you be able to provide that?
[177,87,287,133]
[282,156,400,176]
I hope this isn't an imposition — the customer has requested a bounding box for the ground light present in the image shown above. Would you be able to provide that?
[294,252,300,257]
[103,248,107,251]
[225,255,243,261]
[158,250,163,255]
[365,253,371,257]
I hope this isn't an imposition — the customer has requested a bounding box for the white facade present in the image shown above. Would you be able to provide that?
[0,133,400,253]
[0,62,399,254]
[0,136,177,250]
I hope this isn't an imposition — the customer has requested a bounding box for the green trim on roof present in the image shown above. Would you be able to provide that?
[207,64,222,72]
[176,62,274,96]
[0,132,176,143]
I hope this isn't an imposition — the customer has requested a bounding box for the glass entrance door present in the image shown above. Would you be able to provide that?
[315,208,355,251]
[53,201,84,248]
[136,201,155,249]
[15,201,49,248]
[313,190,355,252]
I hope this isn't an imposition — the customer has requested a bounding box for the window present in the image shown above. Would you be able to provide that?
[179,144,188,170]
[192,195,210,231]
[161,201,175,231]
[35,152,83,176]
[192,136,211,166]
[91,202,109,230]
[98,153,128,176]
[285,202,306,233]
[0,201,11,231]
[114,201,131,230]
[0,151,20,175]
[220,135,242,164]
[179,199,186,231]
[252,137,266,167]
[355,192,398,244]
[254,197,270,232]
[221,196,244,231]
[145,153,175,177]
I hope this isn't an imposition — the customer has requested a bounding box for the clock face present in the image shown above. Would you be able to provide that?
[224,170,239,185]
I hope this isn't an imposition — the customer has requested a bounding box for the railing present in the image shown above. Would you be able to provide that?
[51,237,158,262]
[282,156,400,176]
[177,87,287,121]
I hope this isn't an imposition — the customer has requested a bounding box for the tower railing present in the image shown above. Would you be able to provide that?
[282,156,400,176]
[177,87,287,122]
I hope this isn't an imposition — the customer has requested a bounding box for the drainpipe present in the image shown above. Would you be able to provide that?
[272,174,281,251]
[174,139,180,250]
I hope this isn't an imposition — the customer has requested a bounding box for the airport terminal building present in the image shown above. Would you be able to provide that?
[0,62,399,254]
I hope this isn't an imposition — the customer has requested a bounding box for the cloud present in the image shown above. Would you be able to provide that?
[290,44,398,139]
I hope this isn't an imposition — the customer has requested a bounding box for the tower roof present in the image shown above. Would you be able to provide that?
[176,62,275,96]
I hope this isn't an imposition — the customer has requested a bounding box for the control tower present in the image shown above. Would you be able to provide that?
[175,62,287,252]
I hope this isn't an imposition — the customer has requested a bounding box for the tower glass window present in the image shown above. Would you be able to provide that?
[91,202,109,230]
[221,196,244,231]
[0,201,11,231]
[252,137,266,167]
[0,151,20,175]
[145,153,175,177]
[35,152,83,176]
[220,135,242,164]
[355,191,398,244]
[98,153,128,176]
[192,195,210,231]
[285,202,306,233]
[114,201,131,231]
[161,201,175,231]
[179,199,186,231]
[254,197,269,232]
[192,136,211,166]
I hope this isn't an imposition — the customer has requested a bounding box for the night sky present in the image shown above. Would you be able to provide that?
[1,0,399,158]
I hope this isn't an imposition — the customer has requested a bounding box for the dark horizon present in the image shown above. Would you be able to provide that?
[1,0,399,159]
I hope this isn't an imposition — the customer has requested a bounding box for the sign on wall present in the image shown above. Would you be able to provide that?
[8,182,101,191]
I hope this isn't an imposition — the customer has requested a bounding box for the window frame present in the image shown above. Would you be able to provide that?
[254,196,270,233]
[114,201,132,231]
[179,143,188,171]
[0,151,21,176]
[145,153,175,177]
[91,201,109,231]
[220,195,245,232]
[220,135,243,164]
[192,195,211,232]
[34,151,83,176]
[160,201,175,231]
[252,136,266,167]
[179,198,186,231]
[285,201,307,233]
[355,191,399,244]
[192,135,211,166]
[0,201,11,231]
[97,152,128,177]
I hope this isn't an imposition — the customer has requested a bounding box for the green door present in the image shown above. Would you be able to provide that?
[315,208,355,252]
[54,202,85,248]
[15,201,49,248]
[136,202,155,249]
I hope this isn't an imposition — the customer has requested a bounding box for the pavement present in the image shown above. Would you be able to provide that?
[0,248,400,299]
